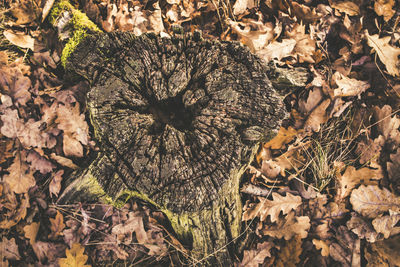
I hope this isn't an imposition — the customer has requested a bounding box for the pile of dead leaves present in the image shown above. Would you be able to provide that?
[1,0,400,266]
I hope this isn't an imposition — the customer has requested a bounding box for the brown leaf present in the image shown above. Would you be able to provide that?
[26,150,55,174]
[24,222,40,245]
[0,183,29,228]
[275,236,302,267]
[0,237,21,260]
[239,241,273,267]
[356,137,382,165]
[374,0,395,22]
[3,30,35,50]
[10,0,39,25]
[0,109,21,138]
[312,239,330,257]
[347,212,380,242]
[336,166,383,199]
[258,39,297,62]
[365,31,400,76]
[4,151,36,194]
[261,212,310,240]
[32,241,66,263]
[243,192,302,222]
[58,243,91,267]
[304,99,331,132]
[387,148,400,183]
[370,235,400,265]
[50,153,79,169]
[331,1,360,16]
[332,72,370,97]
[372,211,400,238]
[63,134,83,157]
[286,23,316,63]
[373,105,400,143]
[298,87,323,115]
[0,139,14,164]
[350,185,400,218]
[49,210,65,240]
[49,170,64,198]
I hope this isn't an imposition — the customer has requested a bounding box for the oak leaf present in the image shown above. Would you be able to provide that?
[298,87,323,115]
[4,151,36,194]
[24,222,40,245]
[332,72,370,97]
[49,170,64,197]
[26,150,55,174]
[373,105,400,144]
[336,166,383,199]
[286,23,316,63]
[350,185,400,218]
[239,241,273,267]
[0,237,20,261]
[365,31,400,76]
[304,99,331,132]
[50,153,79,169]
[258,39,297,62]
[232,0,257,16]
[260,212,310,240]
[49,210,65,240]
[372,211,400,238]
[0,183,29,228]
[264,126,298,150]
[374,0,395,22]
[10,0,39,25]
[33,241,66,263]
[312,239,330,257]
[58,243,91,267]
[243,192,302,222]
[347,212,380,242]
[331,1,360,16]
[274,236,302,267]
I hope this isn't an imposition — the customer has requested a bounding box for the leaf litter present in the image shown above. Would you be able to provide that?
[0,0,400,266]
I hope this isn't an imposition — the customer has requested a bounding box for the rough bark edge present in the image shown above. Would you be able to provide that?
[49,0,102,67]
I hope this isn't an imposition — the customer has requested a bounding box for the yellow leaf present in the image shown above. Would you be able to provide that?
[374,0,395,22]
[59,243,91,267]
[365,31,400,76]
[49,210,65,240]
[264,127,298,150]
[24,222,40,245]
[313,239,330,257]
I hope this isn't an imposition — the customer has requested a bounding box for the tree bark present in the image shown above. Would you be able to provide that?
[52,4,288,264]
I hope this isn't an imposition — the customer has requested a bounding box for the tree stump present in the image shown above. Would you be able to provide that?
[59,32,287,265]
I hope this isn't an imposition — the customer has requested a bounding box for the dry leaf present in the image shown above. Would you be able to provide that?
[50,153,79,169]
[264,127,298,150]
[3,30,35,50]
[331,1,360,16]
[347,212,380,242]
[261,212,310,240]
[59,243,91,267]
[0,237,21,261]
[4,151,36,194]
[374,0,395,22]
[304,99,331,132]
[387,148,400,182]
[10,0,39,25]
[243,192,302,222]
[286,23,316,63]
[350,185,400,218]
[0,184,29,228]
[336,166,383,199]
[33,241,66,263]
[365,31,400,76]
[232,0,257,16]
[370,235,400,265]
[372,211,400,238]
[49,170,64,198]
[24,222,40,245]
[356,137,382,165]
[26,150,55,174]
[49,210,66,240]
[373,105,400,143]
[274,236,302,267]
[332,72,370,97]
[258,39,297,62]
[298,87,323,114]
[239,241,273,267]
[313,239,330,257]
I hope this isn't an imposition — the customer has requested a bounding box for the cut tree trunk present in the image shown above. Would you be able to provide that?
[51,3,288,265]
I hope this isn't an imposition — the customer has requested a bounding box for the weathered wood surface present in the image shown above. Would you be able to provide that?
[59,32,287,265]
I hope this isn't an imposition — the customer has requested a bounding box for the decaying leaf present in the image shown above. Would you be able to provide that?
[264,126,298,150]
[258,39,297,62]
[274,236,302,267]
[24,222,40,245]
[370,235,400,266]
[4,151,36,194]
[49,170,64,198]
[260,212,310,240]
[58,243,91,267]
[304,99,331,132]
[0,183,30,228]
[243,192,302,222]
[336,166,383,199]
[373,105,400,143]
[365,31,400,76]
[50,153,79,169]
[33,241,66,263]
[0,237,21,261]
[286,23,316,63]
[374,0,395,22]
[347,212,380,243]
[331,1,360,16]
[350,185,400,218]
[313,239,330,257]
[239,241,273,267]
[49,210,66,240]
[387,148,400,182]
[372,211,400,238]
[298,87,323,115]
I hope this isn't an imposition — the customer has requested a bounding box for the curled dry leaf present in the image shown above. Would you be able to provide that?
[49,170,64,198]
[387,148,400,182]
[58,243,91,267]
[332,72,370,97]
[336,166,383,199]
[347,212,380,243]
[33,241,66,263]
[3,30,35,50]
[365,31,400,76]
[239,241,273,267]
[27,150,55,174]
[372,211,400,239]
[374,0,395,22]
[260,212,310,240]
[24,222,40,245]
[350,185,400,218]
[243,192,302,222]
[50,153,79,169]
[312,239,330,257]
[4,151,36,194]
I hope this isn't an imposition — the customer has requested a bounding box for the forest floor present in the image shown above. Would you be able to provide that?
[1,0,400,266]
